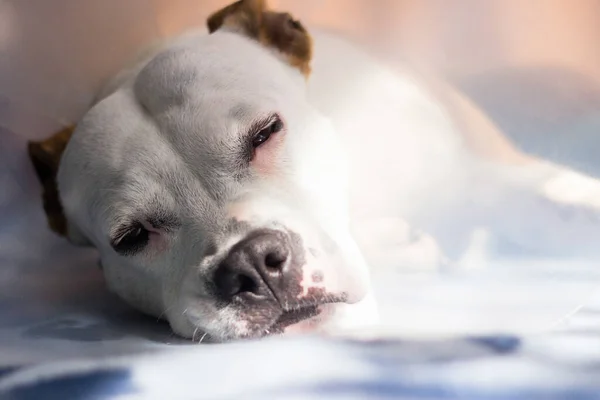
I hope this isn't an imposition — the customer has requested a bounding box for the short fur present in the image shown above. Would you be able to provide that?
[27,0,600,341]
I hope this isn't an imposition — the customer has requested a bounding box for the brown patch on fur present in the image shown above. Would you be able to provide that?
[207,0,313,77]
[27,126,75,237]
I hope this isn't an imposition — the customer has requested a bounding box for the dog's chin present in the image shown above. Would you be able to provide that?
[240,304,337,340]
[190,303,341,343]
[235,302,340,341]
[275,303,339,336]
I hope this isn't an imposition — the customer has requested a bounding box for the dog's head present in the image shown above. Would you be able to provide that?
[28,0,373,341]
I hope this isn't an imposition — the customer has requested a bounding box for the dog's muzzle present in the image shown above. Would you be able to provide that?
[212,228,345,334]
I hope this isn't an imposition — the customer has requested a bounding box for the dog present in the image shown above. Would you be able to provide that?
[27,0,600,342]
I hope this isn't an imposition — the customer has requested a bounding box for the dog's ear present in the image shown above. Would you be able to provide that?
[207,0,312,77]
[27,126,74,237]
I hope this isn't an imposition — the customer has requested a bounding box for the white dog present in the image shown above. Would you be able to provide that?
[27,0,600,342]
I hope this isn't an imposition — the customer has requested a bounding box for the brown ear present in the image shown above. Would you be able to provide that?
[207,0,313,77]
[27,126,74,237]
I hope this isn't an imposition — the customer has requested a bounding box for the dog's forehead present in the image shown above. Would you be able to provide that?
[130,31,306,174]
[135,31,304,115]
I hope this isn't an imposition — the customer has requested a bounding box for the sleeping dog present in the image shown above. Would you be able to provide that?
[28,0,600,341]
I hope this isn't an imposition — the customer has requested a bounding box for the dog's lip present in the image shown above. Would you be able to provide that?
[271,305,321,331]
[266,295,347,334]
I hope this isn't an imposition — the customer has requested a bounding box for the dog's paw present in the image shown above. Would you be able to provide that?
[494,165,600,257]
[534,169,600,257]
[352,217,448,271]
[542,169,600,210]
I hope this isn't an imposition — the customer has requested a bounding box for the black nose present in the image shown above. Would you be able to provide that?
[213,230,292,300]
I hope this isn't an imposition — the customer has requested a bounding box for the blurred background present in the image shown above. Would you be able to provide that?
[2,0,600,157]
[1,0,600,364]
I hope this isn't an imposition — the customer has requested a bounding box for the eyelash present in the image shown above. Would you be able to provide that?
[252,115,283,149]
[110,222,150,256]
[245,115,284,161]
[110,214,179,256]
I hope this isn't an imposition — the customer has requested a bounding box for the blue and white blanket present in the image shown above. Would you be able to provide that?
[2,326,600,399]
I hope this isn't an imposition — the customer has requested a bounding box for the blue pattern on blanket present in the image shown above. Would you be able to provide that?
[5,370,136,400]
[467,335,521,353]
[2,334,600,400]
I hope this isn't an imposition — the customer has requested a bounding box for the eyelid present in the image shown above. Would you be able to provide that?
[146,214,179,232]
[109,221,149,256]
[244,113,283,161]
[110,213,179,242]
[110,220,139,241]
[248,114,280,138]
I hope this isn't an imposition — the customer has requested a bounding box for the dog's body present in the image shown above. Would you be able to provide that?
[28,0,600,341]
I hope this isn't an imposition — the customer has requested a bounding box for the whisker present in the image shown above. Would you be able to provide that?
[156,305,175,322]
[199,332,208,343]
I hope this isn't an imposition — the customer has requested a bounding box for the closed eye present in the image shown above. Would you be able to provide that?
[109,213,179,256]
[110,222,149,256]
[249,114,284,156]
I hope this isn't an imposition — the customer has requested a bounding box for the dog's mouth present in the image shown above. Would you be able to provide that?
[189,294,348,342]
[265,294,348,336]
[270,305,321,332]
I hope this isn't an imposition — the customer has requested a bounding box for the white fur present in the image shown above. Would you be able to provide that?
[56,25,600,341]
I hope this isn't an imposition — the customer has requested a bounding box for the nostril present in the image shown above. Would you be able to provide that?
[213,264,260,298]
[264,251,286,272]
[213,230,292,301]
[238,274,258,295]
